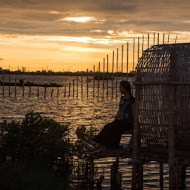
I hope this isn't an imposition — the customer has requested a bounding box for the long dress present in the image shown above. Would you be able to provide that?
[93,95,135,148]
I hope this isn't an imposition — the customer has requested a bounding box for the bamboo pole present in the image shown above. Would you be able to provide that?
[132,68,141,190]
[22,80,25,97]
[106,55,109,98]
[9,75,11,97]
[2,71,4,97]
[116,48,118,98]
[126,42,129,80]
[73,79,75,97]
[153,32,155,45]
[89,158,94,190]
[81,73,83,98]
[14,79,17,98]
[98,62,100,98]
[51,89,54,98]
[160,163,164,189]
[103,58,105,98]
[37,86,39,97]
[29,84,31,98]
[168,48,177,190]
[86,69,89,97]
[163,33,165,44]
[44,85,47,98]
[64,85,67,97]
[158,33,160,45]
[121,45,124,80]
[112,51,114,98]
[77,75,79,98]
[168,34,170,44]
[69,83,71,97]
[137,37,140,62]
[93,65,95,98]
[133,38,135,72]
[57,87,59,98]
[142,35,144,53]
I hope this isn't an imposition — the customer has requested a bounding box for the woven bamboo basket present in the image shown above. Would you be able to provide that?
[135,43,190,149]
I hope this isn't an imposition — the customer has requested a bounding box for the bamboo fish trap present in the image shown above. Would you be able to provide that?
[135,43,190,149]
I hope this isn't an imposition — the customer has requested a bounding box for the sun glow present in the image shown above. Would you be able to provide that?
[61,17,96,23]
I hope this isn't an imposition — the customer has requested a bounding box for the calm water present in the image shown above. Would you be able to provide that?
[0,74,189,189]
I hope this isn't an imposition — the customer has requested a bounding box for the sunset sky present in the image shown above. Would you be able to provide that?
[0,0,190,72]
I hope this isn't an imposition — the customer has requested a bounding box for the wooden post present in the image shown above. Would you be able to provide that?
[126,42,129,80]
[138,163,144,190]
[14,79,17,98]
[106,55,109,98]
[89,158,94,190]
[37,86,39,97]
[29,84,31,98]
[121,45,123,80]
[163,33,165,44]
[103,58,105,98]
[73,79,75,97]
[132,68,141,190]
[64,86,66,97]
[142,35,144,53]
[111,162,118,190]
[51,89,54,98]
[160,163,164,189]
[69,83,71,97]
[81,73,83,98]
[116,48,118,98]
[168,48,177,190]
[133,38,135,72]
[168,34,170,44]
[98,62,100,98]
[22,80,25,97]
[97,175,104,190]
[93,65,95,98]
[9,75,11,97]
[112,50,114,98]
[57,87,59,98]
[86,69,89,97]
[157,33,160,45]
[77,75,79,98]
[2,71,4,97]
[44,85,47,98]
[153,32,155,45]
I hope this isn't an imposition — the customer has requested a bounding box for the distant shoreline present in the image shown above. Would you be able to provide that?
[0,70,136,77]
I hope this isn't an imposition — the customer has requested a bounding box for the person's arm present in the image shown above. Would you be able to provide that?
[114,109,121,121]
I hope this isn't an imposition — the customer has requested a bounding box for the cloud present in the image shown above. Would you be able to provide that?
[0,58,4,61]
[0,0,189,41]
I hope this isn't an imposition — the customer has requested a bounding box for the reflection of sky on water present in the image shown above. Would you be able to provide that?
[1,75,190,189]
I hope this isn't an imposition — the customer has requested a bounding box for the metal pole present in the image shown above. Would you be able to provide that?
[147,33,150,49]
[98,62,100,98]
[116,48,118,98]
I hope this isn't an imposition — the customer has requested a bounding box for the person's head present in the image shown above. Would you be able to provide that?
[120,80,131,95]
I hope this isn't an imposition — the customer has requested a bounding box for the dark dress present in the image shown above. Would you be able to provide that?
[93,95,135,148]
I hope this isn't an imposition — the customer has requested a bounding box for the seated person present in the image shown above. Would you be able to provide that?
[82,80,135,153]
